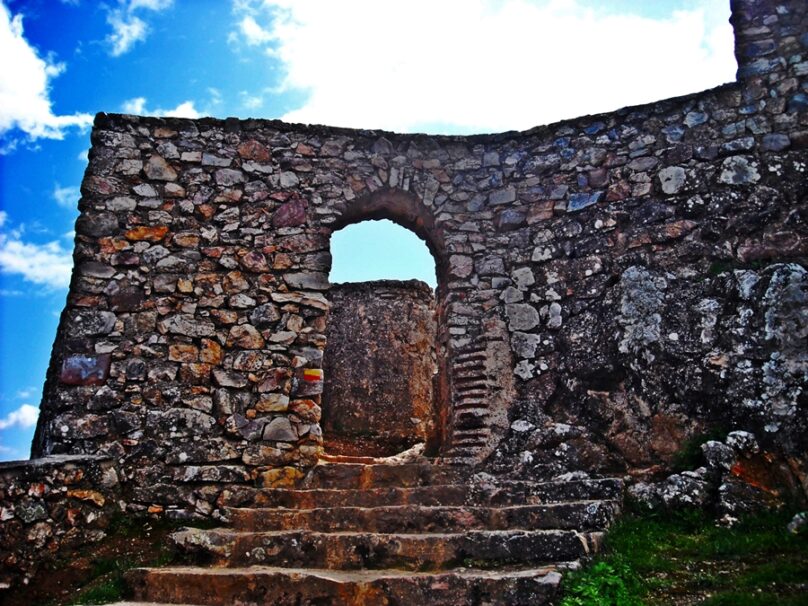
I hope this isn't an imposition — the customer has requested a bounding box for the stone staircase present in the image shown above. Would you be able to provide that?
[112,462,623,605]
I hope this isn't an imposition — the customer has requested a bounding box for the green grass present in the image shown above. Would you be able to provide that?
[561,507,808,605]
[670,428,728,473]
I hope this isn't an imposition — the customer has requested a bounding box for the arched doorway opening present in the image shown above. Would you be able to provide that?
[321,195,446,456]
[323,219,439,457]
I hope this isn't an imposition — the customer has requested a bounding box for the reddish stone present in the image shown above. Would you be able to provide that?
[109,286,145,312]
[169,343,199,363]
[226,325,265,350]
[237,140,271,162]
[60,354,112,386]
[272,196,308,228]
[526,201,555,224]
[588,168,609,188]
[239,251,270,273]
[290,399,322,423]
[199,339,223,365]
[257,368,292,393]
[196,204,216,220]
[606,181,631,202]
[125,226,169,242]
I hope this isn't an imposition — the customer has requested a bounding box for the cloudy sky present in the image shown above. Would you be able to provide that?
[0,0,736,460]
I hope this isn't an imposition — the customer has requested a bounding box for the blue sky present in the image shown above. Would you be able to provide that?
[0,0,735,460]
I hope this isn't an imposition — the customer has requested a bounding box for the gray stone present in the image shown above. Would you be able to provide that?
[142,245,170,264]
[262,417,298,442]
[476,256,506,276]
[725,431,759,455]
[106,196,136,211]
[701,440,735,470]
[719,156,760,185]
[449,255,474,279]
[250,303,281,327]
[215,168,246,186]
[76,212,118,237]
[500,286,524,303]
[762,133,790,151]
[511,331,541,359]
[506,304,540,331]
[201,153,232,167]
[158,314,215,337]
[144,155,177,181]
[684,111,708,127]
[496,208,526,230]
[284,271,329,291]
[547,302,563,329]
[512,267,535,290]
[69,311,117,337]
[658,166,686,195]
[212,369,249,389]
[79,262,115,279]
[489,187,516,206]
[280,171,300,188]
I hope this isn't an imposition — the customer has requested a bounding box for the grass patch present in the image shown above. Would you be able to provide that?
[23,514,201,606]
[561,507,808,605]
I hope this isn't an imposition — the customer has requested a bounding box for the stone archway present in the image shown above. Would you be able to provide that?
[322,189,450,456]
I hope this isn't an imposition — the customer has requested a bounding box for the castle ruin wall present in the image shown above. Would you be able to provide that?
[29,0,808,504]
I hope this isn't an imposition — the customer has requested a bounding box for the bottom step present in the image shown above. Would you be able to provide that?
[127,565,564,606]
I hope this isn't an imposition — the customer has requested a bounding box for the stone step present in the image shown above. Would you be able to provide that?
[171,527,598,570]
[226,500,619,533]
[126,565,564,606]
[219,478,623,509]
[299,462,472,489]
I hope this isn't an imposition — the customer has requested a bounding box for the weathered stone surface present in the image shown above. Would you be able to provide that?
[272,196,308,228]
[68,311,117,337]
[506,304,540,331]
[28,0,808,524]
[144,155,177,181]
[59,354,112,385]
[263,417,298,442]
[719,156,760,185]
[284,271,329,290]
[158,314,215,337]
[323,281,436,456]
[125,225,169,242]
[658,166,686,194]
[226,324,265,349]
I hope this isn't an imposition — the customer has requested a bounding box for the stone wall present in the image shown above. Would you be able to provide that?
[322,280,437,457]
[0,456,120,589]
[32,0,807,491]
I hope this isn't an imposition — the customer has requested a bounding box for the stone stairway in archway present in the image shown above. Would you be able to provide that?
[114,462,623,605]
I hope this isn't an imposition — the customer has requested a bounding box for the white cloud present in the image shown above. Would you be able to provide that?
[162,101,200,118]
[122,96,147,114]
[0,227,73,289]
[15,387,36,400]
[129,0,173,10]
[107,12,147,56]
[53,183,81,209]
[239,15,273,45]
[0,211,7,227]
[121,96,201,118]
[240,91,264,110]
[0,3,93,142]
[232,0,735,134]
[0,404,39,430]
[106,0,174,56]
